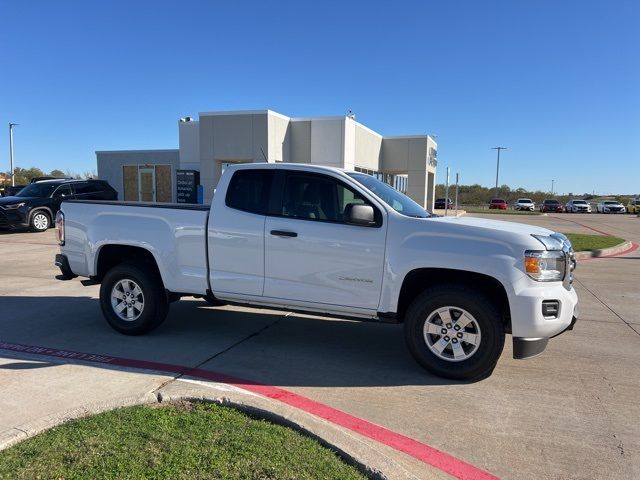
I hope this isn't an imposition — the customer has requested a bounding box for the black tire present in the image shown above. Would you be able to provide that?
[203,294,227,307]
[29,210,50,232]
[99,262,169,335]
[404,285,505,380]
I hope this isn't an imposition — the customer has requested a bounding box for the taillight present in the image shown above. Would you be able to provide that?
[55,211,65,245]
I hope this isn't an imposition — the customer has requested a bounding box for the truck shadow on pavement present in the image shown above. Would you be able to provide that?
[0,295,475,387]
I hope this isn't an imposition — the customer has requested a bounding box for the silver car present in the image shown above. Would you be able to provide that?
[596,201,626,214]
[513,198,535,211]
[565,199,592,213]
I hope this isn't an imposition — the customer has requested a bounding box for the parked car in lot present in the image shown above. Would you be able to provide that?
[596,201,626,214]
[489,198,507,210]
[540,199,563,213]
[55,163,578,380]
[626,198,639,214]
[0,178,117,232]
[565,199,592,213]
[513,198,535,211]
[434,198,453,209]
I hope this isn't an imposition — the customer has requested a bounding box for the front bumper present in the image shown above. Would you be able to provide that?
[0,208,29,228]
[513,314,578,359]
[508,264,579,359]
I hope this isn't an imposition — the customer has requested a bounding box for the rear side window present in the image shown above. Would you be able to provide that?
[53,185,72,198]
[225,170,274,214]
[73,183,101,194]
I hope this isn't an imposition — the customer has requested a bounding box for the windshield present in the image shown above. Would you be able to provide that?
[573,200,587,204]
[544,200,559,204]
[518,199,532,203]
[15,183,59,198]
[347,173,430,218]
[604,201,620,205]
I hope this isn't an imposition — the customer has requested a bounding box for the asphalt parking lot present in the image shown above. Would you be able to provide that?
[1,213,639,480]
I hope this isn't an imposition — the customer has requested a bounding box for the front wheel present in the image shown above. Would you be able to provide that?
[30,211,50,232]
[404,285,505,380]
[99,262,169,335]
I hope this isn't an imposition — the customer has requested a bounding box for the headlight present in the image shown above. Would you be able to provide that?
[532,234,565,250]
[525,250,566,281]
[1,202,25,210]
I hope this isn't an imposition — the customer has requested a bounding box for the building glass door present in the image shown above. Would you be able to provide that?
[138,167,155,201]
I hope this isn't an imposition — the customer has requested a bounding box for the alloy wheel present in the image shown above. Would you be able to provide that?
[423,306,482,362]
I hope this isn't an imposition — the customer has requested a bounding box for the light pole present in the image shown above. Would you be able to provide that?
[444,166,450,217]
[454,172,460,215]
[551,179,555,195]
[492,147,507,196]
[9,123,19,187]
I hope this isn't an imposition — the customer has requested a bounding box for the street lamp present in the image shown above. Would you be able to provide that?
[551,179,555,195]
[492,146,507,196]
[9,123,19,187]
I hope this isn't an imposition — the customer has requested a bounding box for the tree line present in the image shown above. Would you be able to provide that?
[1,167,97,186]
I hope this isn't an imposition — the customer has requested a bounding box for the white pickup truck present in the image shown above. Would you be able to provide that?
[54,163,578,379]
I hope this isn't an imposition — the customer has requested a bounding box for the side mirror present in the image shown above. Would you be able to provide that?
[345,203,376,226]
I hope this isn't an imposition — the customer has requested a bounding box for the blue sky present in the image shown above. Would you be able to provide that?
[1,0,638,194]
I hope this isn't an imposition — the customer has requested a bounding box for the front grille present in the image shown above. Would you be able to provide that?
[564,248,576,290]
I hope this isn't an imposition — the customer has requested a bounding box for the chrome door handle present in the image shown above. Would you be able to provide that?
[270,230,297,238]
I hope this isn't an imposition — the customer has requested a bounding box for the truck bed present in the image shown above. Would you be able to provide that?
[61,200,211,295]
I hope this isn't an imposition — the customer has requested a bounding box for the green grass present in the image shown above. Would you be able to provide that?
[0,402,366,480]
[463,207,541,215]
[563,233,626,252]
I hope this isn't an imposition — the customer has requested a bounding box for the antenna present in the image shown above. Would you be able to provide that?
[260,147,268,162]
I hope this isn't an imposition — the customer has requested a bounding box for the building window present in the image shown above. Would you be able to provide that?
[354,167,407,194]
[122,164,172,202]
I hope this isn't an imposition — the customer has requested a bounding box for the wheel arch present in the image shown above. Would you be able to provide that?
[396,268,511,331]
[29,206,54,223]
[95,244,163,287]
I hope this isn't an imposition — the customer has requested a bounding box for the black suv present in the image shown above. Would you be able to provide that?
[0,179,117,232]
[434,198,453,209]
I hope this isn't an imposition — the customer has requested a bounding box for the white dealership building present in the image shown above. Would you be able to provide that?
[96,109,438,209]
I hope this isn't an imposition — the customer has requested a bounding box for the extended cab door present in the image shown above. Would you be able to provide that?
[208,168,274,297]
[263,170,387,311]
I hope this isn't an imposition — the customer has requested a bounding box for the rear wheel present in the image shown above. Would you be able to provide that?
[404,285,505,380]
[30,211,50,232]
[99,262,169,335]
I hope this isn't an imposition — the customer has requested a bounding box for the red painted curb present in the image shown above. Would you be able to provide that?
[577,241,639,262]
[0,340,498,480]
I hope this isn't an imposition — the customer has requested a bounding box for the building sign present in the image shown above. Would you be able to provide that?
[428,147,438,167]
[176,170,200,203]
